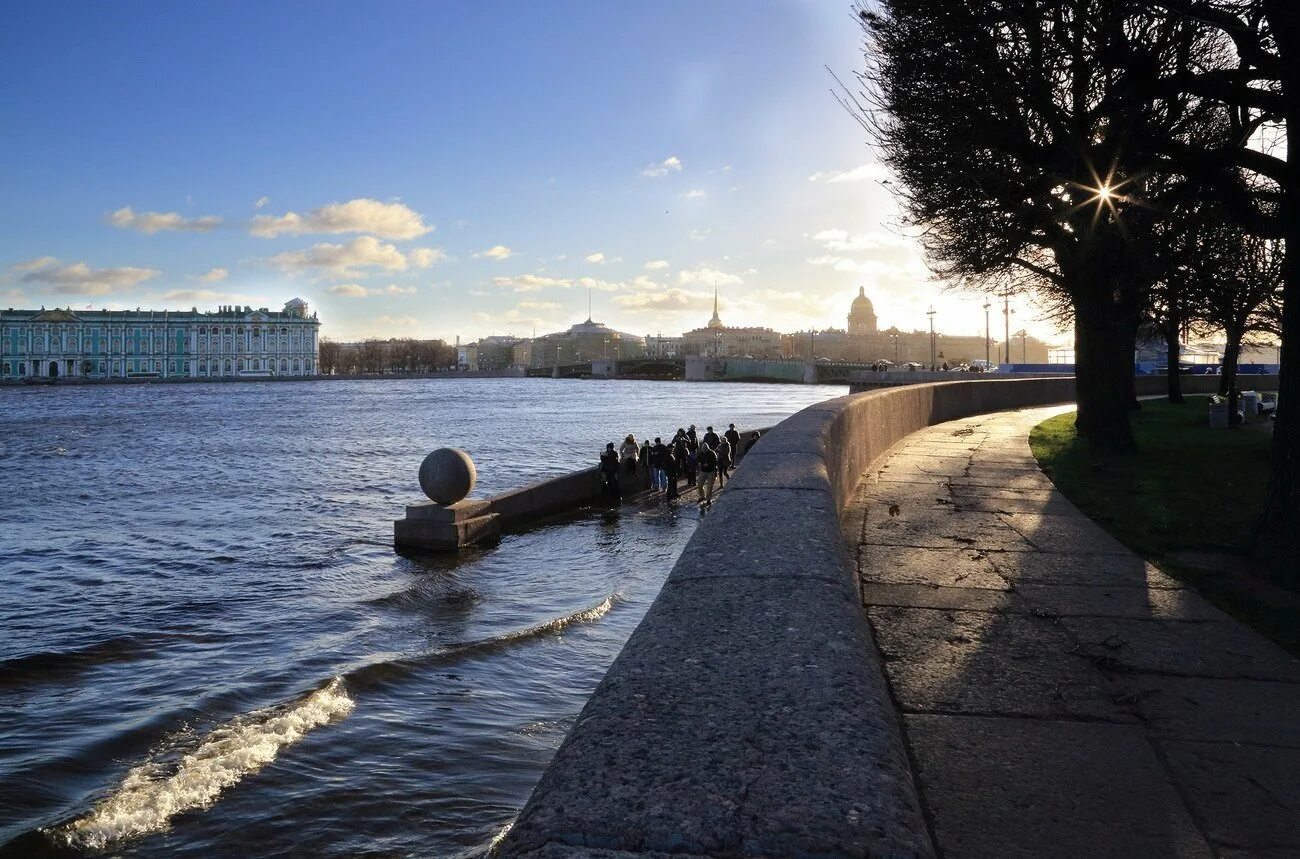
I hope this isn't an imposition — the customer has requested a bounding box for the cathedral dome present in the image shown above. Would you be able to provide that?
[848,286,877,335]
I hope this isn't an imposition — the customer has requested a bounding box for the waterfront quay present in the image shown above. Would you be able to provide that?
[494,378,1298,858]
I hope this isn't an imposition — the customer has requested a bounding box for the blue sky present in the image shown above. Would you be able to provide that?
[0,1,1055,343]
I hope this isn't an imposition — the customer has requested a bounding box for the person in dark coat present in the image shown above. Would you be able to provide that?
[697,442,719,507]
[649,437,670,492]
[716,437,732,485]
[702,425,720,449]
[687,424,698,446]
[724,424,741,470]
[684,436,698,486]
[672,434,689,492]
[663,442,680,500]
[599,442,621,501]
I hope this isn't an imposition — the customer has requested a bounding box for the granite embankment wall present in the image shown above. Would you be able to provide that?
[499,378,1093,858]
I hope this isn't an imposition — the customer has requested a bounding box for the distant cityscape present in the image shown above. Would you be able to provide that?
[450,285,1053,372]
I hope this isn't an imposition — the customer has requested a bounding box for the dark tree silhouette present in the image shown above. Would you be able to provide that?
[1138,0,1296,558]
[857,1,1225,452]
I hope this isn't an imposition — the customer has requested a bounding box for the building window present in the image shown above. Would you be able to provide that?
[294,359,302,374]
[237,359,245,372]
[98,361,106,374]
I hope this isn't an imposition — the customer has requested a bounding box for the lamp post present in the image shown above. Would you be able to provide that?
[983,296,991,365]
[1003,291,1013,365]
[926,307,937,368]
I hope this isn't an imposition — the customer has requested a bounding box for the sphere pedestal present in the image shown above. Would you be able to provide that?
[395,448,500,552]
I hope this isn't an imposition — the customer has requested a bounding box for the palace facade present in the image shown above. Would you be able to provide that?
[0,299,320,380]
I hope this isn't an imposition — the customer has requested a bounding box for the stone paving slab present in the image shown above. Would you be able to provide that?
[845,404,1300,855]
[986,549,1186,589]
[1060,615,1300,681]
[858,545,1009,589]
[860,508,1037,552]
[868,605,1128,721]
[905,715,1213,858]
[1158,740,1300,852]
[1102,675,1300,746]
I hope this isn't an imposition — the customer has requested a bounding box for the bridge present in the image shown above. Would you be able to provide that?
[525,356,898,383]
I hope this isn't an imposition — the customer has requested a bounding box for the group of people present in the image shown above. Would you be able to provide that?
[599,423,754,509]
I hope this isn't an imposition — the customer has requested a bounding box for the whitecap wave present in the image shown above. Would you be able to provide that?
[52,677,354,850]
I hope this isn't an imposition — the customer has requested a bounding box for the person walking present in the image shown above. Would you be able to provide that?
[685,436,698,487]
[702,425,720,449]
[697,441,719,507]
[672,434,689,493]
[687,424,698,446]
[663,439,680,500]
[599,442,621,501]
[649,437,669,492]
[716,436,732,486]
[619,434,639,477]
[724,424,741,470]
[640,438,651,485]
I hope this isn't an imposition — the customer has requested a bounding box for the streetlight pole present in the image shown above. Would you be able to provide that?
[1003,291,1012,365]
[983,296,991,365]
[926,306,937,368]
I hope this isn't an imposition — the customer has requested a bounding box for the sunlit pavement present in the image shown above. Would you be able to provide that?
[845,405,1300,857]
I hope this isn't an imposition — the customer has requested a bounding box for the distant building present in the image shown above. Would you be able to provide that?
[681,290,782,358]
[518,317,645,368]
[644,334,684,358]
[1,299,320,380]
[783,287,1050,365]
[458,335,524,371]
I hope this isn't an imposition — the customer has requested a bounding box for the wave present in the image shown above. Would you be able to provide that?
[0,634,163,691]
[48,678,354,851]
[345,594,619,691]
[38,594,617,851]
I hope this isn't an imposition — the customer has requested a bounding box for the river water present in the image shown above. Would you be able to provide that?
[0,378,844,857]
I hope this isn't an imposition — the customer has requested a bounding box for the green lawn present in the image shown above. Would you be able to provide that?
[1030,396,1299,653]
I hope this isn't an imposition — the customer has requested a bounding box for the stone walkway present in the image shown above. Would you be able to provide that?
[843,405,1300,858]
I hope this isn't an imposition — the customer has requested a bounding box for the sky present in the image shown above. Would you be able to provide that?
[0,1,1060,345]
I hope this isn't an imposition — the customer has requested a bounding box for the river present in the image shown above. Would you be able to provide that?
[0,378,845,857]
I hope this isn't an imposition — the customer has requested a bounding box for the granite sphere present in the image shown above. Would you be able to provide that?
[419,448,476,505]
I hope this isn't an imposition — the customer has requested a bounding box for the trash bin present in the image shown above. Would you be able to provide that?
[1240,391,1259,419]
[1209,397,1230,429]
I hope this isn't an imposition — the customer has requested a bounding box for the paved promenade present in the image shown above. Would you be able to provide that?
[844,405,1300,858]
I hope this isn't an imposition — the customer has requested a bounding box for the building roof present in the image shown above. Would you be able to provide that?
[850,286,875,318]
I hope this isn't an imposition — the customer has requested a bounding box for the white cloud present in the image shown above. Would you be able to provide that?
[197,267,229,283]
[644,259,669,270]
[493,274,572,292]
[575,277,625,293]
[687,228,712,241]
[2,287,24,302]
[614,288,713,312]
[677,267,743,287]
[684,188,707,199]
[374,314,421,331]
[473,244,514,260]
[517,299,561,311]
[269,236,410,276]
[251,198,432,239]
[17,258,160,295]
[408,247,447,268]
[12,256,59,272]
[584,252,606,264]
[255,196,270,209]
[808,163,891,184]
[160,288,249,303]
[106,207,222,234]
[327,282,418,297]
[642,156,683,177]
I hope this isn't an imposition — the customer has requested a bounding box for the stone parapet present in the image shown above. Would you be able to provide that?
[498,379,1099,857]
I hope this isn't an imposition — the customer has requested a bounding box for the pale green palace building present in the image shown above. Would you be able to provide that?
[1,298,320,381]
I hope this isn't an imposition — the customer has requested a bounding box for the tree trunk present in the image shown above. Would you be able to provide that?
[1074,309,1139,453]
[1165,318,1184,403]
[1220,331,1242,426]
[1259,4,1298,570]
